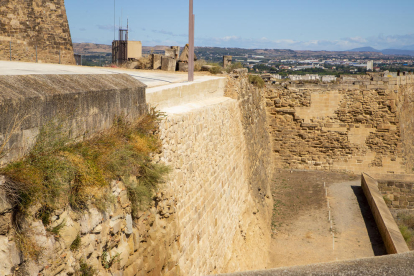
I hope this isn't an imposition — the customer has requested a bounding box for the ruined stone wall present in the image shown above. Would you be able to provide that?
[0,0,75,64]
[266,74,414,175]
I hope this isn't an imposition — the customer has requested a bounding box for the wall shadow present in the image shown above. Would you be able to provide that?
[351,185,388,256]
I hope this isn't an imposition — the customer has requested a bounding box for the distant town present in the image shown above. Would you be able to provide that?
[73,43,414,77]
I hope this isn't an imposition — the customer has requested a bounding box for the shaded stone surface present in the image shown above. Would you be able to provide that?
[217,252,414,276]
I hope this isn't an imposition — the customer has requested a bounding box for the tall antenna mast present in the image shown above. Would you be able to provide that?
[114,0,115,40]
[188,0,195,82]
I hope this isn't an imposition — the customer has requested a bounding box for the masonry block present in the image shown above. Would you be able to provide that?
[161,57,176,72]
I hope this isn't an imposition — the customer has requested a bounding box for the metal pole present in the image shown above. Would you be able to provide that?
[114,0,116,41]
[188,0,194,82]
[9,41,11,61]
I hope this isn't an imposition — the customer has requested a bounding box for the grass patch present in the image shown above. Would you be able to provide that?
[1,109,170,256]
[208,63,224,75]
[400,225,412,242]
[77,258,96,276]
[47,219,66,236]
[248,75,265,88]
[15,232,42,261]
[396,212,414,249]
[71,234,82,251]
[225,62,243,73]
[101,251,121,269]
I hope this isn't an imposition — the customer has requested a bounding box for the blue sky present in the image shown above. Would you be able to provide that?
[66,0,414,51]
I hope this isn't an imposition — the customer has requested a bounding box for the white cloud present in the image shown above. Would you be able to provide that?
[195,33,414,51]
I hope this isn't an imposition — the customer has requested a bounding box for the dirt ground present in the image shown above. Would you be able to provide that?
[269,170,387,268]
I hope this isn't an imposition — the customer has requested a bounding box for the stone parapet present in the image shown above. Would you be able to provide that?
[0,74,147,165]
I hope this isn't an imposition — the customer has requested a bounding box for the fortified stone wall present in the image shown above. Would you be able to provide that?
[266,74,414,175]
[0,0,75,64]
[0,74,273,275]
[157,73,273,274]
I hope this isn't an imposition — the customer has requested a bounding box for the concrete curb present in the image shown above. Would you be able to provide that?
[361,173,410,254]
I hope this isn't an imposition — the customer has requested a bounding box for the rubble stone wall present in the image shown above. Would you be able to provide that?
[266,74,414,174]
[379,180,414,209]
[0,0,75,64]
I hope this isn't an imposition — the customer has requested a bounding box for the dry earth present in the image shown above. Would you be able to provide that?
[269,170,386,268]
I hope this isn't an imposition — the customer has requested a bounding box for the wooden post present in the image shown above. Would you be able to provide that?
[188,0,194,82]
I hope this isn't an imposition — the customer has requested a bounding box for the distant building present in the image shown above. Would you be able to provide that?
[367,60,374,71]
[288,74,321,81]
[322,75,336,82]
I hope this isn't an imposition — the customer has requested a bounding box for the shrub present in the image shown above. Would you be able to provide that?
[209,66,222,75]
[399,225,412,242]
[225,62,243,73]
[194,59,207,71]
[249,75,265,88]
[1,108,169,221]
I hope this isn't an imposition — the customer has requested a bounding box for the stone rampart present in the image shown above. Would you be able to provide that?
[0,74,273,275]
[157,73,273,275]
[267,74,414,174]
[0,74,147,165]
[0,0,75,64]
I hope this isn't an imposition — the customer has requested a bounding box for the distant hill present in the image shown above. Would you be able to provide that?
[400,44,414,51]
[73,43,111,55]
[349,47,380,52]
[381,49,414,56]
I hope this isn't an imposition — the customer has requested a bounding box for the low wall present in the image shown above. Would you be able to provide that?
[361,173,409,254]
[0,74,147,165]
[146,76,226,110]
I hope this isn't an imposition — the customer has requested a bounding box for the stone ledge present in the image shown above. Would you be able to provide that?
[361,173,410,254]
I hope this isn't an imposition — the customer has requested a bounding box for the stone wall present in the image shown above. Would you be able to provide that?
[0,0,75,64]
[157,73,273,274]
[376,175,414,209]
[266,74,414,174]
[0,74,273,275]
[0,176,181,276]
[0,74,147,165]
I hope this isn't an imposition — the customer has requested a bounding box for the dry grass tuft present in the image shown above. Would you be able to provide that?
[1,108,170,220]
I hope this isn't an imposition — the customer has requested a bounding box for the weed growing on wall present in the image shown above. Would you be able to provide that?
[248,75,265,88]
[1,108,170,231]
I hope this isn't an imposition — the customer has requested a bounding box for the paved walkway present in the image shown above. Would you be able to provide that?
[0,60,193,88]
